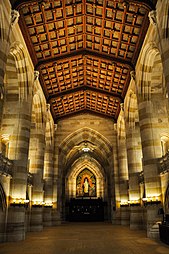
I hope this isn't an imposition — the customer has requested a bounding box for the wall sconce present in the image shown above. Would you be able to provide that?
[44,202,53,208]
[32,201,45,207]
[120,201,129,207]
[142,196,161,206]
[10,198,29,207]
[128,200,140,206]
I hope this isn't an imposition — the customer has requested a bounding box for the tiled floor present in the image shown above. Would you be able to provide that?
[0,222,169,254]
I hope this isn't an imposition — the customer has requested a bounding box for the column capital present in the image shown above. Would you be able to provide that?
[34,70,39,81]
[46,103,50,111]
[130,70,136,81]
[54,124,57,131]
[11,10,20,26]
[148,10,157,26]
[1,134,10,144]
[120,103,124,112]
[114,123,117,131]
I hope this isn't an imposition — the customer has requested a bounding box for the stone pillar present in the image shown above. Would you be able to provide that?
[0,8,19,122]
[139,100,162,238]
[111,124,121,224]
[43,105,54,226]
[52,124,61,225]
[125,126,143,229]
[117,106,130,225]
[29,72,45,232]
[29,130,45,232]
[0,175,11,243]
[5,100,32,241]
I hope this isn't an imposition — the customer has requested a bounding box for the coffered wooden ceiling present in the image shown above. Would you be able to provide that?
[11,0,156,122]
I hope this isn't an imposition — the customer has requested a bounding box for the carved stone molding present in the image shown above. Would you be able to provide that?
[11,10,20,26]
[148,10,157,26]
[34,70,39,81]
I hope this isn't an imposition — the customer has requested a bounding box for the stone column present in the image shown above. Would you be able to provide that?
[125,125,143,229]
[52,124,61,225]
[139,100,162,238]
[111,124,121,225]
[5,98,32,241]
[117,106,130,225]
[43,105,54,226]
[0,7,20,122]
[29,72,45,232]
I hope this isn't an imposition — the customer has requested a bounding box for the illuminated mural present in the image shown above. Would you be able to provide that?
[76,169,96,197]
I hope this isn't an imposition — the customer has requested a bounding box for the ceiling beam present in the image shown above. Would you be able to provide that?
[36,49,134,70]
[11,0,157,11]
[47,85,124,103]
[54,108,116,123]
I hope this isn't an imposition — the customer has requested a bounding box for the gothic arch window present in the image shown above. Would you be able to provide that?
[76,168,96,197]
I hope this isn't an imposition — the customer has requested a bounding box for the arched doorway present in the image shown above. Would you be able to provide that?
[58,127,114,222]
[67,167,105,221]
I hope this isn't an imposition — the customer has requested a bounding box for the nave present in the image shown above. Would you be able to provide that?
[1,223,169,254]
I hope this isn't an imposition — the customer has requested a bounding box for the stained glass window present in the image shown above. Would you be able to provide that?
[76,168,96,197]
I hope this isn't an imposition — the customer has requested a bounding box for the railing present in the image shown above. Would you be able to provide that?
[158,151,169,175]
[0,153,13,177]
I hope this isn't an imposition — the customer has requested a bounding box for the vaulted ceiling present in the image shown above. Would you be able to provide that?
[11,0,156,122]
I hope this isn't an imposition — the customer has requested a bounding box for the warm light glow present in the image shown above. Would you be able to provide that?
[11,198,29,205]
[32,201,45,206]
[1,134,10,143]
[128,199,140,204]
[120,200,128,206]
[44,202,53,207]
[82,147,90,152]
[142,195,161,202]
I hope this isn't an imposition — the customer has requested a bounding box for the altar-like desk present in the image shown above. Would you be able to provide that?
[66,198,105,221]
[159,224,169,245]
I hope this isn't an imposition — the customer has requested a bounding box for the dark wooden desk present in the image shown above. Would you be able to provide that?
[159,224,169,245]
[66,198,105,222]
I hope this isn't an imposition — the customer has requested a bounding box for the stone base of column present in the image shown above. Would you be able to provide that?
[6,206,26,242]
[111,208,121,225]
[147,206,161,239]
[30,206,43,232]
[130,206,143,230]
[0,213,6,242]
[52,209,61,225]
[43,207,52,227]
[121,206,130,225]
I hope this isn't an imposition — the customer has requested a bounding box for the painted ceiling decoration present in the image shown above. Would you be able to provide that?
[11,0,157,122]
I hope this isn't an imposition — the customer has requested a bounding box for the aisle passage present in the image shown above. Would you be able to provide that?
[1,223,169,254]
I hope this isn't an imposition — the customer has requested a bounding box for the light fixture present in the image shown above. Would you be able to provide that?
[44,202,53,207]
[32,201,45,207]
[142,196,161,206]
[82,147,90,152]
[10,198,29,207]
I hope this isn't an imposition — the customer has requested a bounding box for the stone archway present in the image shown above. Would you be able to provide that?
[58,127,114,221]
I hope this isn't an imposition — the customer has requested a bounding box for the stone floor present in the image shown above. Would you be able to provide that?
[0,222,169,254]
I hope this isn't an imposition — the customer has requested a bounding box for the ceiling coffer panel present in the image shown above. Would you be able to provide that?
[13,0,155,122]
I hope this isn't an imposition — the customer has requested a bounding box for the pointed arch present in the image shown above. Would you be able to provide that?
[138,42,164,100]
[5,42,32,102]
